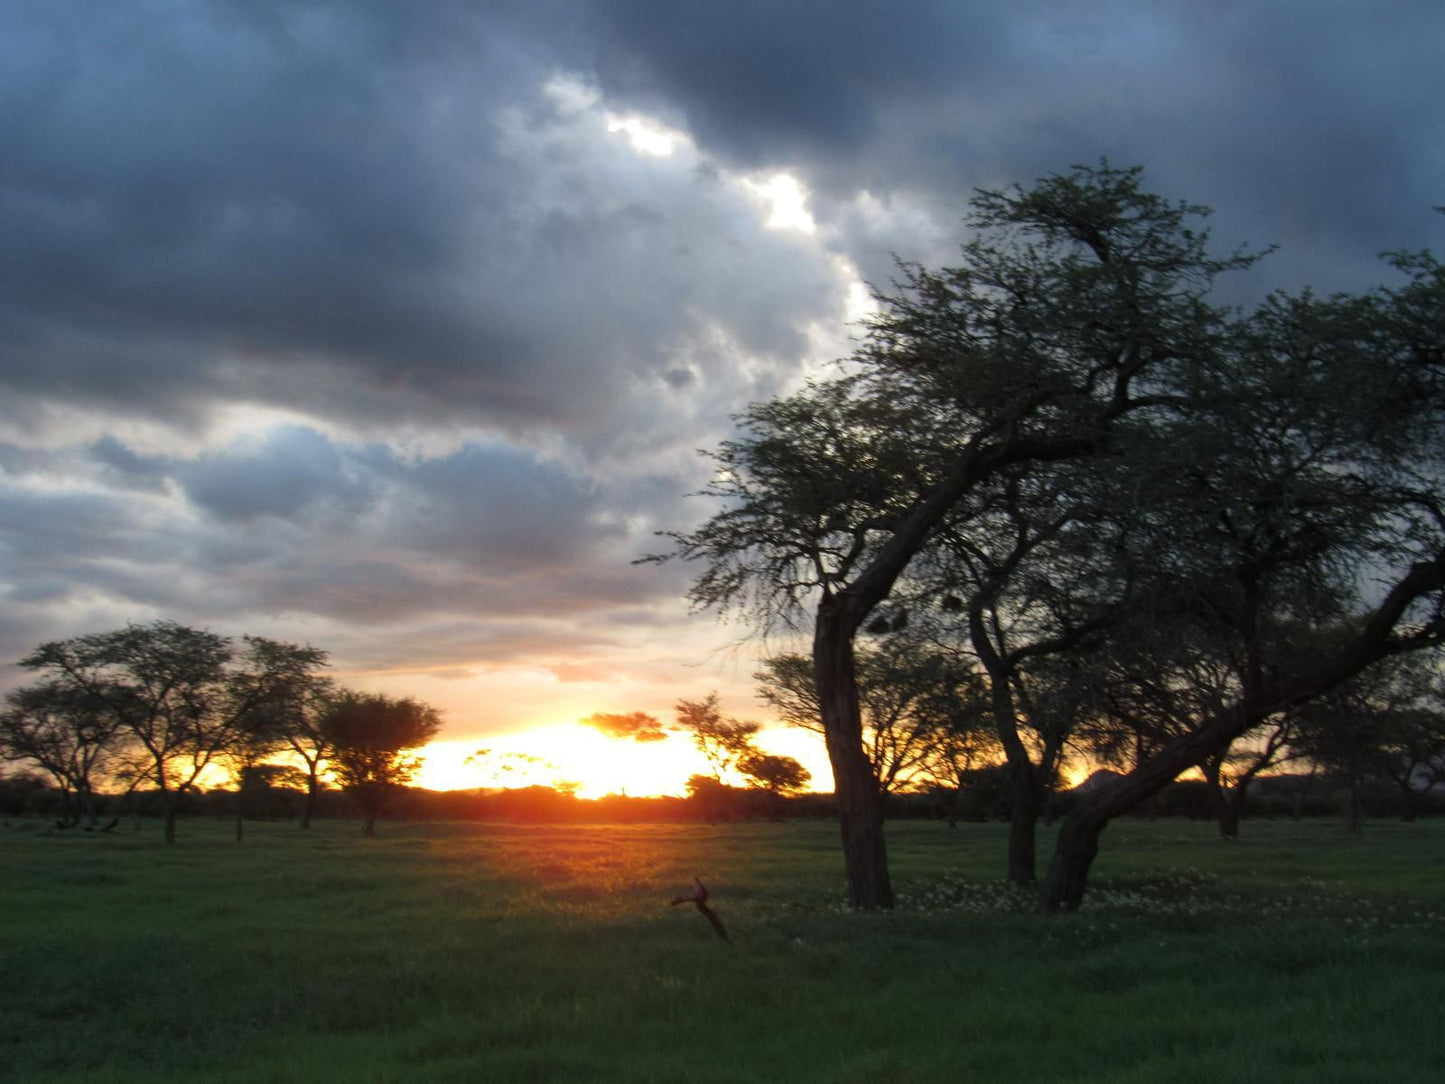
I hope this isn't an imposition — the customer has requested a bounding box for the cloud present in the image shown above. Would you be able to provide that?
[2,1,1441,741]
[581,710,669,742]
[0,4,852,456]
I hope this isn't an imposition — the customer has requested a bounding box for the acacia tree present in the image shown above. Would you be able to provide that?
[737,752,811,796]
[279,675,339,829]
[655,164,1257,908]
[0,680,126,825]
[322,692,441,837]
[18,622,327,842]
[908,451,1166,884]
[219,701,299,842]
[674,693,760,784]
[660,166,1445,911]
[1041,252,1445,910]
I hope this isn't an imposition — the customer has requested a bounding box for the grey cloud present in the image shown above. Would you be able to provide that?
[176,426,364,523]
[2,424,693,655]
[547,1,1445,294]
[0,2,847,449]
[4,1,1442,711]
[89,436,170,493]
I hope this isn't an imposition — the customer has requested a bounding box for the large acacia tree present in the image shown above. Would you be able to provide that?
[1039,247,1445,910]
[658,165,1445,911]
[655,163,1260,908]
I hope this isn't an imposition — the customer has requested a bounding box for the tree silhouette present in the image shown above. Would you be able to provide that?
[18,622,326,842]
[654,165,1445,911]
[674,694,759,783]
[323,692,441,837]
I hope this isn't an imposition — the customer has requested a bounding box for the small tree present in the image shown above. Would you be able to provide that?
[219,701,290,842]
[0,679,126,826]
[674,693,760,784]
[322,692,441,837]
[278,676,339,830]
[757,637,963,802]
[737,751,811,815]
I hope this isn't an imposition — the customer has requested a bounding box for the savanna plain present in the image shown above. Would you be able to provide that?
[3,817,1442,1083]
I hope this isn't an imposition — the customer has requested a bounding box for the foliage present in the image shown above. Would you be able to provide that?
[322,691,442,837]
[13,621,327,842]
[654,162,1445,910]
[736,751,811,796]
[756,636,990,796]
[673,692,760,784]
[0,678,125,824]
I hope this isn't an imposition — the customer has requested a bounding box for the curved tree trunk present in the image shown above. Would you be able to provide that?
[815,598,892,910]
[1043,554,1445,911]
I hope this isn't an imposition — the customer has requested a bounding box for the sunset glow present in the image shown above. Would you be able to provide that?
[413,723,833,799]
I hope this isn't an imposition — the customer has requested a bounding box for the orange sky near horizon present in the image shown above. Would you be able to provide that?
[412,721,835,798]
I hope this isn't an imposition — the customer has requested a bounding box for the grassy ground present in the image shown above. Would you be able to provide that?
[2,815,1442,1082]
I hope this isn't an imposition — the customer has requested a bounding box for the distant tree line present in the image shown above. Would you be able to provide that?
[753,627,1445,830]
[0,621,439,840]
[4,617,1439,846]
[651,161,1445,911]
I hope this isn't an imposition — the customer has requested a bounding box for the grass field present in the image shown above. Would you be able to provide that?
[2,815,1442,1082]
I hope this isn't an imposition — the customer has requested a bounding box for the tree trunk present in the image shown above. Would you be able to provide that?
[363,808,378,838]
[1292,766,1318,819]
[1007,783,1040,885]
[1042,807,1106,913]
[1219,790,1245,840]
[1221,760,1269,840]
[301,772,318,830]
[1200,756,1226,828]
[815,599,892,910]
[1345,774,1363,833]
[947,784,964,829]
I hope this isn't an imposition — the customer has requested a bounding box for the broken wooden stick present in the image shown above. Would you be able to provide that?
[670,877,729,942]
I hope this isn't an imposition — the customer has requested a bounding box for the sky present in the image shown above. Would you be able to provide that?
[2,1,1443,794]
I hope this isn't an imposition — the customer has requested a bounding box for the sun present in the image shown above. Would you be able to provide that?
[414,723,833,799]
[414,725,711,798]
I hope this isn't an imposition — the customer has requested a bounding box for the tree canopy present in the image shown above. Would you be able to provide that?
[322,691,442,837]
[655,163,1445,910]
[12,621,328,842]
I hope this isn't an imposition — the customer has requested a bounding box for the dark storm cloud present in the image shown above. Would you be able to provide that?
[3,1,1442,707]
[0,1,846,443]
[546,0,1444,291]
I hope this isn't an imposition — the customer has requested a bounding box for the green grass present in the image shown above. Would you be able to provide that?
[2,816,1442,1082]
